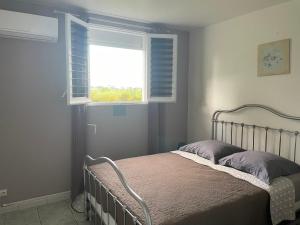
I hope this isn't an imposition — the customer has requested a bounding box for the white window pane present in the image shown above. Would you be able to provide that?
[89,45,145,103]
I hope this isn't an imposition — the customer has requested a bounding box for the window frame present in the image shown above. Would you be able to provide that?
[87,25,148,105]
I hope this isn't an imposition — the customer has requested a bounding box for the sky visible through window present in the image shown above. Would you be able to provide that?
[89,45,144,102]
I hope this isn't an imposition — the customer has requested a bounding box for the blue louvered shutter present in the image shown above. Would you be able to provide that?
[65,14,90,105]
[147,34,177,102]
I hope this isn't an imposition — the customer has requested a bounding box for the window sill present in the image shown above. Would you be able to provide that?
[87,101,148,107]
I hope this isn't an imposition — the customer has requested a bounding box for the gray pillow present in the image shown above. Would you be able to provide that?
[179,140,245,164]
[219,151,300,184]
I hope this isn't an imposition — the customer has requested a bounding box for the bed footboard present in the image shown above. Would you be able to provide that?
[84,155,152,225]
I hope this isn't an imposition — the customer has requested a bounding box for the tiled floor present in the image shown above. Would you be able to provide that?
[0,200,89,225]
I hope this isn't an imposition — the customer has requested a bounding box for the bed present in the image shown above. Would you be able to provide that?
[84,104,300,225]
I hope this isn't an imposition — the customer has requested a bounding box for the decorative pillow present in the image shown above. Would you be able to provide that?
[219,151,300,184]
[179,140,245,164]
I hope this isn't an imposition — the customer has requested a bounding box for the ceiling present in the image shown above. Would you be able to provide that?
[17,0,290,28]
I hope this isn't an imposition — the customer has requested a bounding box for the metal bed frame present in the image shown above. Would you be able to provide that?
[84,156,151,225]
[212,104,300,162]
[84,104,300,225]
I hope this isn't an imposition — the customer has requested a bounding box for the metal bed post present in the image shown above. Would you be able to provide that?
[252,125,256,150]
[278,129,283,156]
[85,156,153,225]
[240,123,244,148]
[122,205,127,225]
[83,164,89,220]
[113,196,117,224]
[99,181,103,225]
[230,122,233,144]
[265,127,269,152]
[88,172,92,221]
[221,121,224,141]
[93,174,97,225]
[106,188,110,225]
[294,132,299,162]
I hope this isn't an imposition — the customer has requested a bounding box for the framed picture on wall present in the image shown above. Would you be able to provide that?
[257,39,290,76]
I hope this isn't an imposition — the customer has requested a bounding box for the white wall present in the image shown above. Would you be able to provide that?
[188,0,300,143]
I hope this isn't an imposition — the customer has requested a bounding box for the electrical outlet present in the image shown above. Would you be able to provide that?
[0,189,7,197]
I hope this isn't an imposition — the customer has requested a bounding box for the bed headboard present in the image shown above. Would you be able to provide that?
[212,104,300,162]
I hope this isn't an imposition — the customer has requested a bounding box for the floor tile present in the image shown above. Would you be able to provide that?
[70,196,86,223]
[0,200,89,225]
[38,201,77,225]
[76,221,89,225]
[3,208,40,225]
[0,215,4,225]
[71,210,86,223]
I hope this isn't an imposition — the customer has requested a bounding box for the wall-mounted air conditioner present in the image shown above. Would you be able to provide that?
[0,9,58,43]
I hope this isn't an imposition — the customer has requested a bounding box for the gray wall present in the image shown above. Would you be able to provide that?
[0,19,71,204]
[159,31,189,150]
[0,4,189,204]
[86,105,149,160]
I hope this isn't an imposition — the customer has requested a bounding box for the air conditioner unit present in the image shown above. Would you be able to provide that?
[0,9,58,42]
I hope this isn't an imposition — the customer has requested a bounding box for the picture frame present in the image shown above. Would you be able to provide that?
[257,39,290,76]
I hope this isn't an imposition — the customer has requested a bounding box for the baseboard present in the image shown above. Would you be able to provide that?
[0,191,70,214]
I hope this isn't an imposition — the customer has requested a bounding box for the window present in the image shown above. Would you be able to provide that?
[88,27,146,103]
[89,45,145,103]
[65,14,177,105]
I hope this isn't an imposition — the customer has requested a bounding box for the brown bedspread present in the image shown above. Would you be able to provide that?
[88,153,271,225]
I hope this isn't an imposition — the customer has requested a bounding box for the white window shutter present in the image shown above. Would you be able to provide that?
[65,14,90,105]
[147,34,177,102]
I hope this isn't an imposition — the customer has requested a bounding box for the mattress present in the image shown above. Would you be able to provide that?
[87,192,300,225]
[87,152,273,225]
[87,194,300,225]
[289,173,300,203]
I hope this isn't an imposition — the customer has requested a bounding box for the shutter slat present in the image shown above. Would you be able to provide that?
[151,77,172,81]
[71,47,88,53]
[152,64,173,68]
[151,47,173,51]
[71,53,87,60]
[71,69,88,73]
[151,68,173,73]
[151,42,173,47]
[72,77,88,80]
[151,51,173,55]
[151,81,172,84]
[151,60,173,66]
[151,84,173,88]
[151,75,173,79]
[151,57,173,62]
[151,38,173,44]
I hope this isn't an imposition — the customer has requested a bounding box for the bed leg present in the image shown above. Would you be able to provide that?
[84,167,90,221]
[86,197,91,221]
